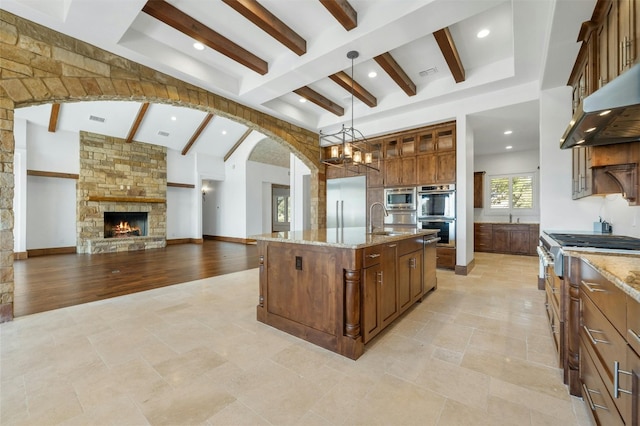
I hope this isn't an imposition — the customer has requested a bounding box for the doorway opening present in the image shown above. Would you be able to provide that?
[272,185,291,232]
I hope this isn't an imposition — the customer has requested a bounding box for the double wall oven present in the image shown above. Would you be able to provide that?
[417,184,456,247]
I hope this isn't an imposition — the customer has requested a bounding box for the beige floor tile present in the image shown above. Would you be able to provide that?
[0,254,593,425]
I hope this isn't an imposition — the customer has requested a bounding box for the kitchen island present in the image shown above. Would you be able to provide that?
[254,227,439,359]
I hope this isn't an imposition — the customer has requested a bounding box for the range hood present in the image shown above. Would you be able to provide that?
[560,63,640,150]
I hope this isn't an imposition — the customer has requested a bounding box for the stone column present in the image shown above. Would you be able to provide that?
[0,97,15,322]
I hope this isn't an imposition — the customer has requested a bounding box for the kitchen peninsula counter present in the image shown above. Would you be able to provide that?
[253,228,439,359]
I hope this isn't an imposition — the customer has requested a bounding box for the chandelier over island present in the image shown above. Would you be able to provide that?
[319,50,380,173]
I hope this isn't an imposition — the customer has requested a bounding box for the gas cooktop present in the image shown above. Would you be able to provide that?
[547,233,640,250]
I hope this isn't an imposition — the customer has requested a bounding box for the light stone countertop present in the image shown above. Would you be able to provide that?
[252,227,439,249]
[564,251,640,302]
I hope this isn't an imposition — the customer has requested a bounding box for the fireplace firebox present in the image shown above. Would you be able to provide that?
[104,212,148,238]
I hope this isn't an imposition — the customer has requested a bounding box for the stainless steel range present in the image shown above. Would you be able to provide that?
[538,231,640,278]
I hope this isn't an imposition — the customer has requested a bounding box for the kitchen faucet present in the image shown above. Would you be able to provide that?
[369,202,388,233]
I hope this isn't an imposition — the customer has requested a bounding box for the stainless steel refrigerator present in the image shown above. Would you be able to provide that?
[327,175,366,228]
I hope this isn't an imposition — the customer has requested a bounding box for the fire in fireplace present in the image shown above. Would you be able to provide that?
[104,212,148,238]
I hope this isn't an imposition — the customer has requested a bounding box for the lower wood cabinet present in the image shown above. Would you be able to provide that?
[474,223,539,256]
[436,247,455,269]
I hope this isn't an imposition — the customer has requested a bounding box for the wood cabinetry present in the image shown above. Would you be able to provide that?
[578,259,633,424]
[416,125,456,185]
[572,146,593,199]
[474,171,485,208]
[398,239,423,311]
[568,0,640,205]
[544,263,564,369]
[436,246,455,269]
[384,135,416,186]
[474,223,539,255]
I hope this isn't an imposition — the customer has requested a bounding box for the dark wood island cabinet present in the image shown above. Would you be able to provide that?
[254,228,439,359]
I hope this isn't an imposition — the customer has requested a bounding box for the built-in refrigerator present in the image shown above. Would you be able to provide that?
[326,175,366,228]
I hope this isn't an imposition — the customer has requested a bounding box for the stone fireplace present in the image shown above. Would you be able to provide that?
[77,132,167,254]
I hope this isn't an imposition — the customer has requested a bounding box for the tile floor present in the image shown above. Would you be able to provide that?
[1,252,593,425]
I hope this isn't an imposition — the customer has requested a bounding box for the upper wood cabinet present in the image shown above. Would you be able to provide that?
[415,124,456,185]
[474,171,485,208]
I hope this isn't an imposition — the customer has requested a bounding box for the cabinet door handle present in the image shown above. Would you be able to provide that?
[387,244,397,248]
[583,325,610,345]
[629,328,640,344]
[582,383,609,411]
[614,361,632,398]
[378,271,383,285]
[581,280,607,293]
[367,253,381,259]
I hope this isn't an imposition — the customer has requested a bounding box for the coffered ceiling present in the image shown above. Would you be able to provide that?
[6,0,595,160]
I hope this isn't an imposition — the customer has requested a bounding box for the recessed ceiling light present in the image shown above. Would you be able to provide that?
[222,130,227,135]
[299,98,307,103]
[505,145,513,150]
[599,110,611,116]
[171,116,177,121]
[193,42,205,51]
[503,130,513,135]
[368,71,377,78]
[477,29,490,38]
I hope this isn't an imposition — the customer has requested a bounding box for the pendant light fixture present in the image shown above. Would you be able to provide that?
[319,51,380,172]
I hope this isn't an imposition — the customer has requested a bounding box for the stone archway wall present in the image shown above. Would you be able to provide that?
[0,10,327,322]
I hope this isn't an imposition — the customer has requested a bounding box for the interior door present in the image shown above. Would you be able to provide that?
[272,185,291,232]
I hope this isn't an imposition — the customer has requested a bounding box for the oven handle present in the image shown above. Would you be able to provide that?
[418,218,455,222]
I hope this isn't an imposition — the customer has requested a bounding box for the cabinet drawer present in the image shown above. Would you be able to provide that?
[398,237,423,256]
[580,338,625,426]
[580,261,626,335]
[546,294,562,361]
[546,271,562,313]
[363,245,382,268]
[581,291,627,393]
[628,296,640,356]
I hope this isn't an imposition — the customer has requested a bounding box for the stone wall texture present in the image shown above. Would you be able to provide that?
[77,131,167,253]
[0,10,326,322]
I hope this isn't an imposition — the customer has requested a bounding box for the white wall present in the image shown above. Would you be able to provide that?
[457,114,474,269]
[474,149,541,224]
[539,87,640,237]
[13,118,27,253]
[246,160,290,237]
[26,176,76,249]
[290,153,311,231]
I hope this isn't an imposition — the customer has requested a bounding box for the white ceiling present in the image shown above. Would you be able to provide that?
[6,0,596,159]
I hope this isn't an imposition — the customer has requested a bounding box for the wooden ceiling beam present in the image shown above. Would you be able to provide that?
[224,129,253,161]
[48,103,60,132]
[221,0,306,56]
[319,0,357,31]
[294,86,344,116]
[182,113,214,155]
[433,27,465,83]
[328,71,377,107]
[374,52,417,97]
[126,102,150,143]
[142,0,268,75]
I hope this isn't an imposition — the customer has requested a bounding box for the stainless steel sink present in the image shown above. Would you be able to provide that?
[368,230,406,236]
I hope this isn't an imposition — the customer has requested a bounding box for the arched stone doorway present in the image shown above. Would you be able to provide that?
[0,10,326,321]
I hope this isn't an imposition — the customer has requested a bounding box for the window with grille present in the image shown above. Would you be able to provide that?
[488,173,534,212]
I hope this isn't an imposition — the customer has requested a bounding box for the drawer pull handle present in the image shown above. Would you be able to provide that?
[581,280,607,293]
[387,244,397,248]
[582,383,609,411]
[614,361,632,399]
[583,325,610,345]
[367,253,381,259]
[629,329,640,344]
